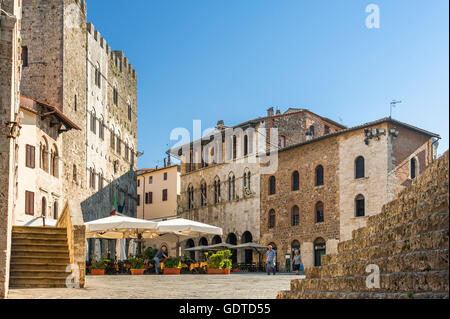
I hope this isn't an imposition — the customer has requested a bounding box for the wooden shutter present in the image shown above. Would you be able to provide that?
[25,191,34,216]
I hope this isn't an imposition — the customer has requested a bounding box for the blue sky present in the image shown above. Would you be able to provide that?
[86,0,449,169]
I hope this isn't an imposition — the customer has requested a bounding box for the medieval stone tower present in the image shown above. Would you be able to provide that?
[20,0,88,204]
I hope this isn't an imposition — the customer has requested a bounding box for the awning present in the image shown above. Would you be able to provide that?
[85,214,158,239]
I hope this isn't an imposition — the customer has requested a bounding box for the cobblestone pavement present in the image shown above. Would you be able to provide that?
[8,273,303,299]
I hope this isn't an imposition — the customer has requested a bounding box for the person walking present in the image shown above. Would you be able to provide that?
[154,246,168,274]
[266,245,276,275]
[292,250,303,275]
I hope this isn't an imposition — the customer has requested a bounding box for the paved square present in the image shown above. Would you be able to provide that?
[7,273,303,299]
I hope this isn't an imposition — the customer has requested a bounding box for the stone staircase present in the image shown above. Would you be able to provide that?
[278,151,449,299]
[9,226,71,288]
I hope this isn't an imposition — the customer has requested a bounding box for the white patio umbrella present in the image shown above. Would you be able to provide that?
[85,214,158,239]
[155,218,223,257]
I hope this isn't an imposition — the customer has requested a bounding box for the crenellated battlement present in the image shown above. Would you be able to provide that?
[111,50,136,80]
[86,22,136,80]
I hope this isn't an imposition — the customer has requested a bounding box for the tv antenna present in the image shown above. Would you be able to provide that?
[390,100,402,118]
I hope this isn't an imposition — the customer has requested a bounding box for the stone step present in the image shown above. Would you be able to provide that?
[290,270,448,293]
[9,277,68,288]
[323,228,448,266]
[10,270,69,278]
[12,226,67,235]
[277,290,450,299]
[338,210,448,254]
[10,262,69,271]
[12,243,69,251]
[368,178,448,227]
[11,249,70,258]
[12,232,67,241]
[11,256,70,264]
[306,249,448,279]
[11,237,68,245]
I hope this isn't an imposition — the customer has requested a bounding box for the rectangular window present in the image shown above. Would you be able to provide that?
[99,121,104,140]
[137,179,140,187]
[128,104,132,121]
[324,125,330,135]
[162,189,168,201]
[26,144,35,168]
[149,176,153,184]
[90,113,96,134]
[110,131,115,149]
[137,194,140,206]
[149,192,153,204]
[25,191,34,216]
[21,46,28,67]
[164,172,168,181]
[116,137,121,154]
[113,88,118,105]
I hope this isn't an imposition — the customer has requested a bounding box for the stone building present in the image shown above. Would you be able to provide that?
[136,162,181,255]
[169,107,345,264]
[18,0,138,261]
[0,0,22,298]
[260,118,439,271]
[13,96,81,226]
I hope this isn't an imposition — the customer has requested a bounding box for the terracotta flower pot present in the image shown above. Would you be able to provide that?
[130,269,145,275]
[232,268,239,273]
[163,268,181,275]
[207,268,225,275]
[223,269,231,275]
[90,269,105,275]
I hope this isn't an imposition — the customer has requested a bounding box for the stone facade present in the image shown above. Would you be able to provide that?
[17,0,138,261]
[171,107,346,264]
[261,118,439,271]
[278,151,449,299]
[0,0,21,298]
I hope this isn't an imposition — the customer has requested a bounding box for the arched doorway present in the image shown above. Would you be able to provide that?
[241,231,253,264]
[314,238,326,267]
[226,233,238,264]
[185,239,195,260]
[199,237,208,246]
[290,240,301,271]
[212,235,222,244]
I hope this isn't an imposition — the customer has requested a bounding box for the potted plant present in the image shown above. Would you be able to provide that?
[206,250,232,275]
[232,263,240,273]
[128,256,145,275]
[163,257,182,275]
[89,256,108,275]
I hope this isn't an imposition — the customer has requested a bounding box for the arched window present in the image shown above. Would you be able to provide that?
[309,125,315,136]
[410,157,418,179]
[214,177,221,204]
[268,209,276,228]
[269,176,276,195]
[187,184,194,209]
[243,169,251,196]
[40,139,49,173]
[98,171,104,191]
[355,194,365,217]
[314,238,326,267]
[315,165,324,186]
[292,171,299,191]
[292,206,300,226]
[232,135,237,159]
[200,181,207,207]
[315,201,324,223]
[355,156,365,179]
[50,144,58,178]
[243,135,248,156]
[199,237,208,246]
[90,110,96,134]
[89,168,96,189]
[228,173,235,201]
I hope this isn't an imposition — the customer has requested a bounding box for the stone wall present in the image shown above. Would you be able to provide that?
[0,0,21,299]
[260,135,341,270]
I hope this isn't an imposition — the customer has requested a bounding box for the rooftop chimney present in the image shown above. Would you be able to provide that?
[276,109,281,115]
[167,155,171,166]
[267,107,274,117]
[164,157,167,168]
[217,120,225,129]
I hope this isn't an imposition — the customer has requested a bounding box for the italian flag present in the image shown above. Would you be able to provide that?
[110,195,118,215]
